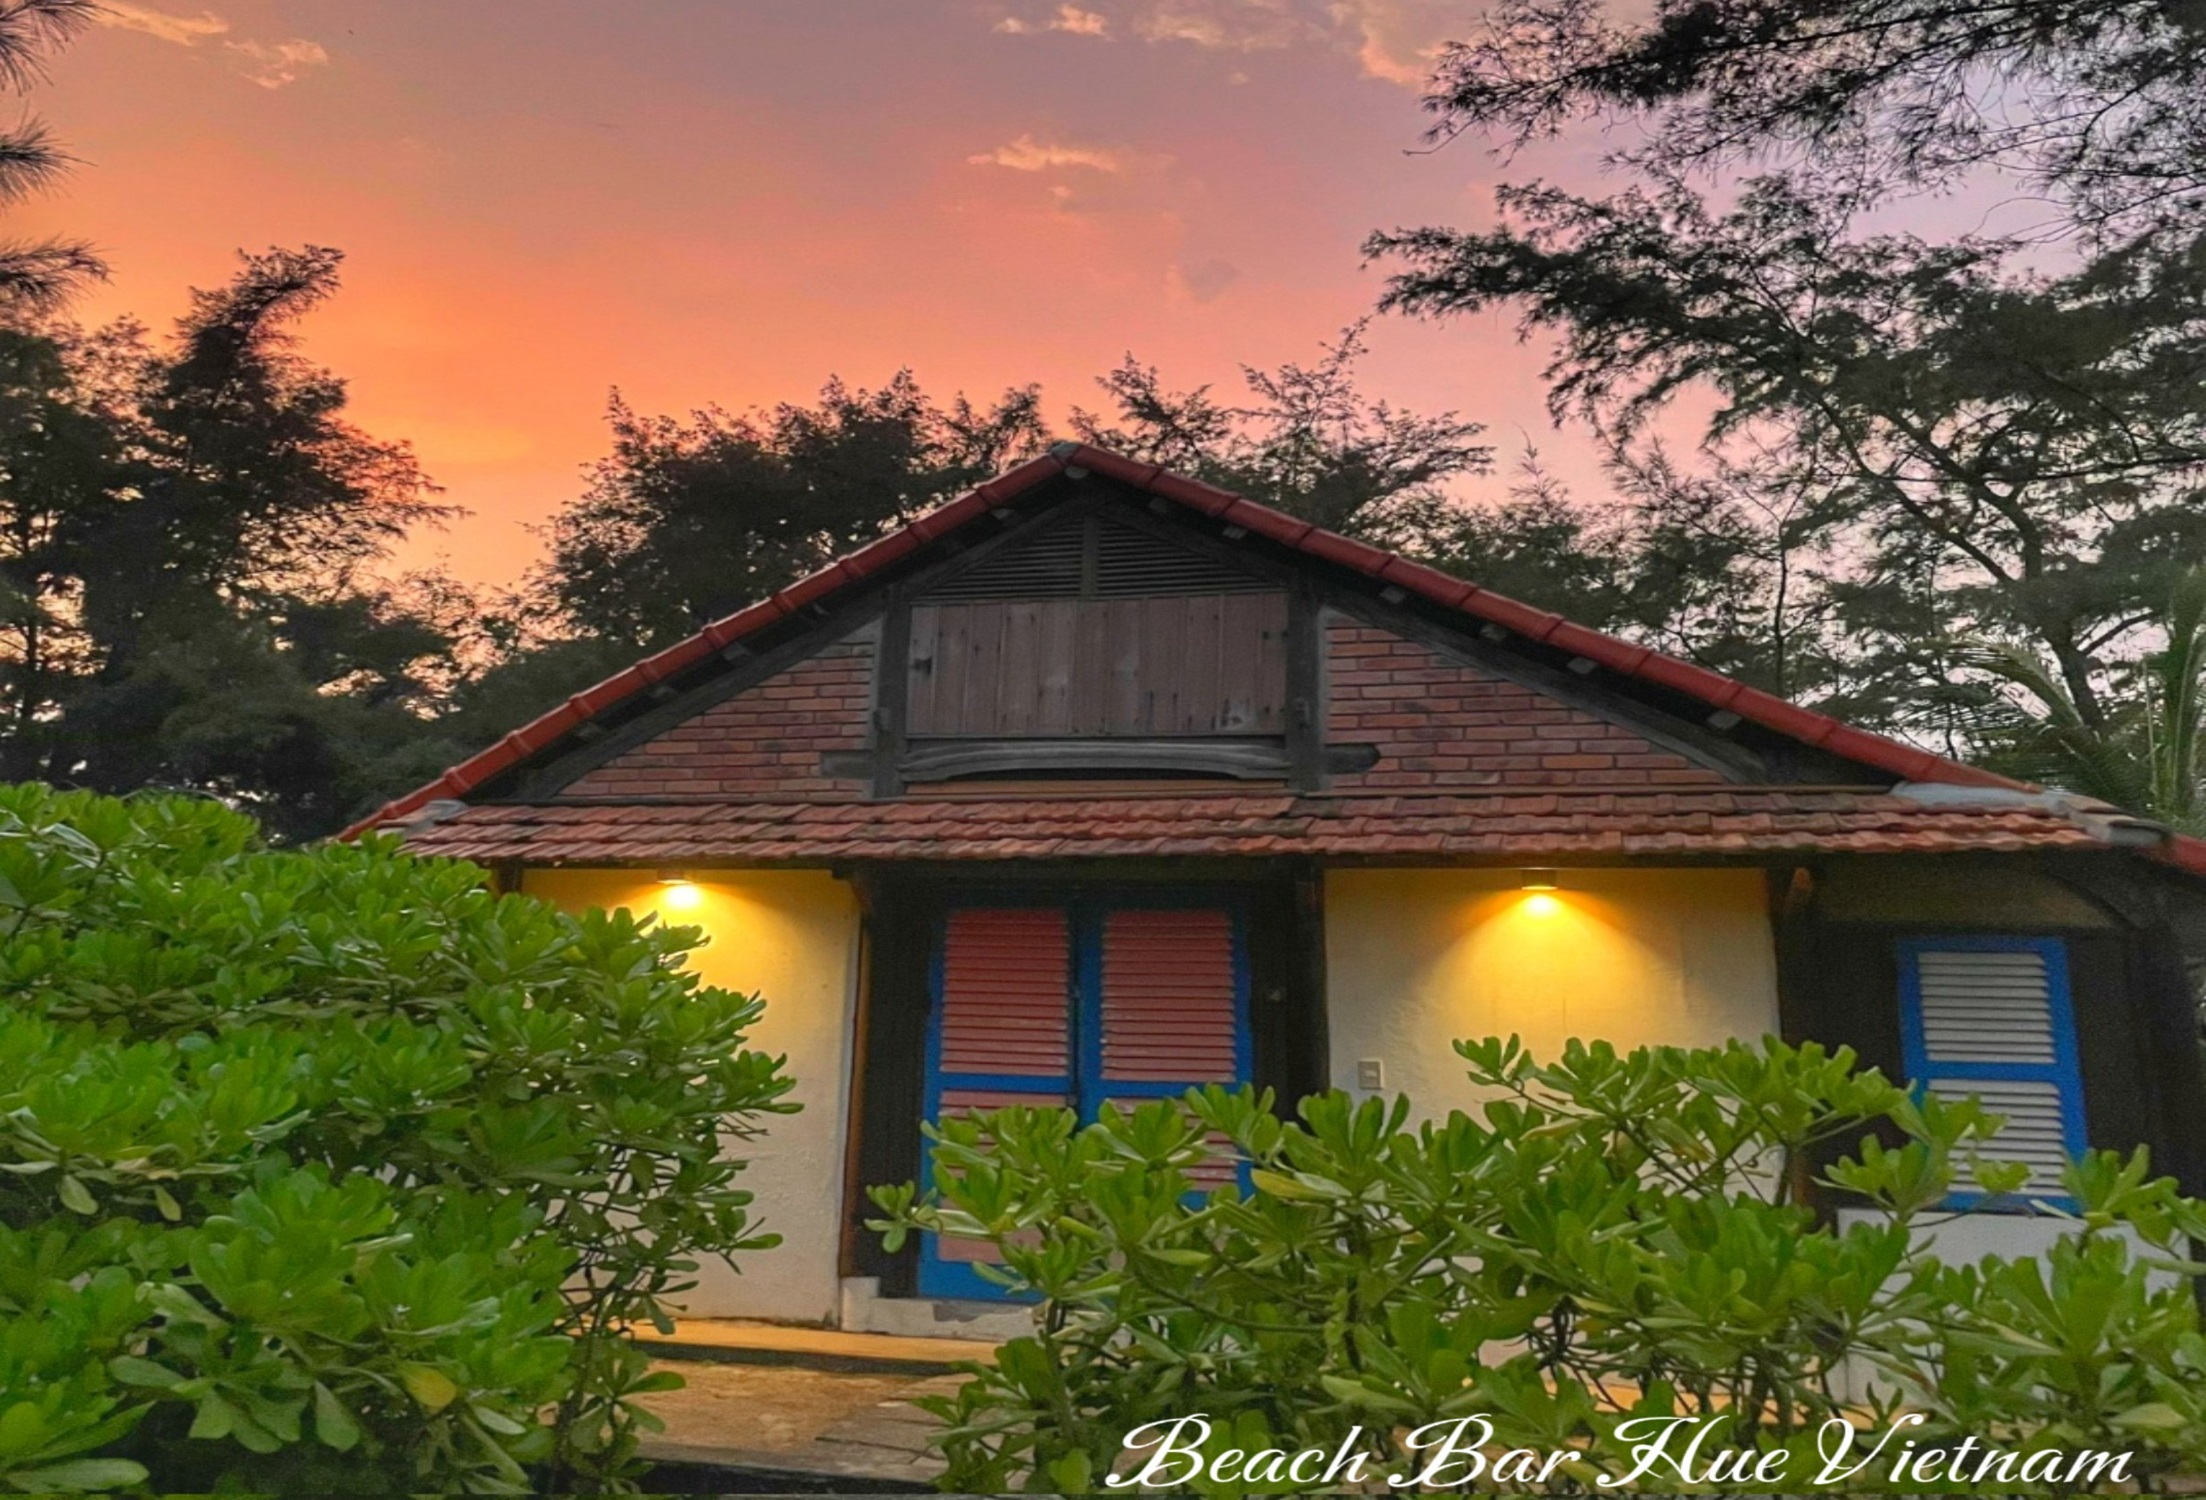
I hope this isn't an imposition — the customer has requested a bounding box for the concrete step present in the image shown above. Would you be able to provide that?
[637,1318,1000,1376]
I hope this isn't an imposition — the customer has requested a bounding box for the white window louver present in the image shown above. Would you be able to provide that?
[1900,940,2086,1203]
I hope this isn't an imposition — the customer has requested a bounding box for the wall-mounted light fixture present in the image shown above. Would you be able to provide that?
[1519,869,1561,914]
[1520,870,1559,892]
[656,868,705,911]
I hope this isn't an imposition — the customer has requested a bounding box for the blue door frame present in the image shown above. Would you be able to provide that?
[918,890,1252,1300]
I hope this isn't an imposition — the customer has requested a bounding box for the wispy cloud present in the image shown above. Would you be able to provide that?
[98,1,228,45]
[1053,5,1111,36]
[95,1,330,88]
[1132,0,1308,50]
[968,134,1166,174]
[988,0,1452,88]
[1167,258,1241,303]
[995,4,1110,36]
[1327,0,1448,87]
[226,36,329,89]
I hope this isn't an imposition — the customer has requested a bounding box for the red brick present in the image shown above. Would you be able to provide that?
[1324,618,1728,794]
[569,638,874,799]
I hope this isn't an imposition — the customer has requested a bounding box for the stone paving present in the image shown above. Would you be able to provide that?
[632,1322,993,1486]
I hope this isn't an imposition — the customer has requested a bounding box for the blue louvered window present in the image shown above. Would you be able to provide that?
[1897,936,2087,1209]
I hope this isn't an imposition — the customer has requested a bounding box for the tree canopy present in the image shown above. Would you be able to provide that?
[1430,0,2206,237]
[0,250,461,841]
[1374,0,2206,822]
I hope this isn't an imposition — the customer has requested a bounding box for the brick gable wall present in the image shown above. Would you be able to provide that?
[564,634,876,799]
[1325,619,1727,790]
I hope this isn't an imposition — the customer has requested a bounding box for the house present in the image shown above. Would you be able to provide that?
[351,443,2206,1338]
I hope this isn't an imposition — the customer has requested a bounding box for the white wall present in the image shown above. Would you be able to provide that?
[1324,868,1783,1115]
[523,867,860,1323]
[1834,1207,2143,1265]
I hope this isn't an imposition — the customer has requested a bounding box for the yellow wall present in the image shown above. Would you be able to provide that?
[521,868,860,1324]
[1325,868,1780,1111]
[514,863,1780,1324]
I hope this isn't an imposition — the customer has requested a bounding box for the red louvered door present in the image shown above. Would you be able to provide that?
[921,896,1249,1299]
[924,908,1074,1288]
[1096,908,1247,1192]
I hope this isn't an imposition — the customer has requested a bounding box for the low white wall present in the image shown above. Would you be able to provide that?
[1324,868,1783,1115]
[1835,1207,2150,1268]
[522,867,860,1323]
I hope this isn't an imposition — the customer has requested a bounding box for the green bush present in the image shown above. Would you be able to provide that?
[872,1037,2206,1495]
[0,783,796,1494]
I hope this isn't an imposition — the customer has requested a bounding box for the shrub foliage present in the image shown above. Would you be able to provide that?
[873,1038,2206,1494]
[0,784,794,1494]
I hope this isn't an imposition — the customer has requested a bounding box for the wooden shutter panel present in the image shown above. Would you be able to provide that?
[1099,908,1245,1191]
[938,907,1072,1079]
[1099,908,1241,1083]
[930,908,1074,1276]
[1901,940,2085,1199]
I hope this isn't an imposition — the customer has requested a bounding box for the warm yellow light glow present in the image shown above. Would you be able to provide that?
[660,880,705,912]
[1521,891,1562,916]
[1520,869,1559,892]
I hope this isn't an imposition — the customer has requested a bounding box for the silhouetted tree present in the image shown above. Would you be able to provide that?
[539,374,1047,647]
[0,249,460,839]
[1071,322,1491,548]
[1428,0,2206,238]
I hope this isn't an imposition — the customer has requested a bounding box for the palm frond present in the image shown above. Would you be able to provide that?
[0,118,67,204]
[0,0,99,93]
[1955,640,2093,730]
[0,235,104,312]
[2145,570,2206,828]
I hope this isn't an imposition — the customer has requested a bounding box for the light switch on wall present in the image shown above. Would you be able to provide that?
[1355,1058,1384,1090]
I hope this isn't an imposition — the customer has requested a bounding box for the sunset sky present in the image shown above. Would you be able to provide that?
[23,0,1615,588]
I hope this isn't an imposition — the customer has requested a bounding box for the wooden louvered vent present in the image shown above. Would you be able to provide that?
[1907,945,2081,1196]
[909,514,1289,742]
[928,513,1274,601]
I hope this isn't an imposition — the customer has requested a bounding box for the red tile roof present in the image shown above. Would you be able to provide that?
[342,444,2206,879]
[390,787,2120,866]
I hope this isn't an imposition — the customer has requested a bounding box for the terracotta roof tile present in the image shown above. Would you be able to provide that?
[394,788,2114,866]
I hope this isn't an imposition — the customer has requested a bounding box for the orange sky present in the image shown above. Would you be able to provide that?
[22,0,1617,589]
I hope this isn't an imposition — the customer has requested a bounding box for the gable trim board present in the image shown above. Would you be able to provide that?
[343,444,2201,880]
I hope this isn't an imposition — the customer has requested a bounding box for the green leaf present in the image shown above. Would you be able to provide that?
[4,1458,151,1492]
[2112,1402,2190,1434]
[188,1394,236,1441]
[1046,1450,1094,1492]
[400,1364,460,1413]
[58,1174,96,1215]
[313,1383,362,1452]
[1249,1168,1323,1201]
[470,1404,530,1437]
[108,1355,185,1389]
